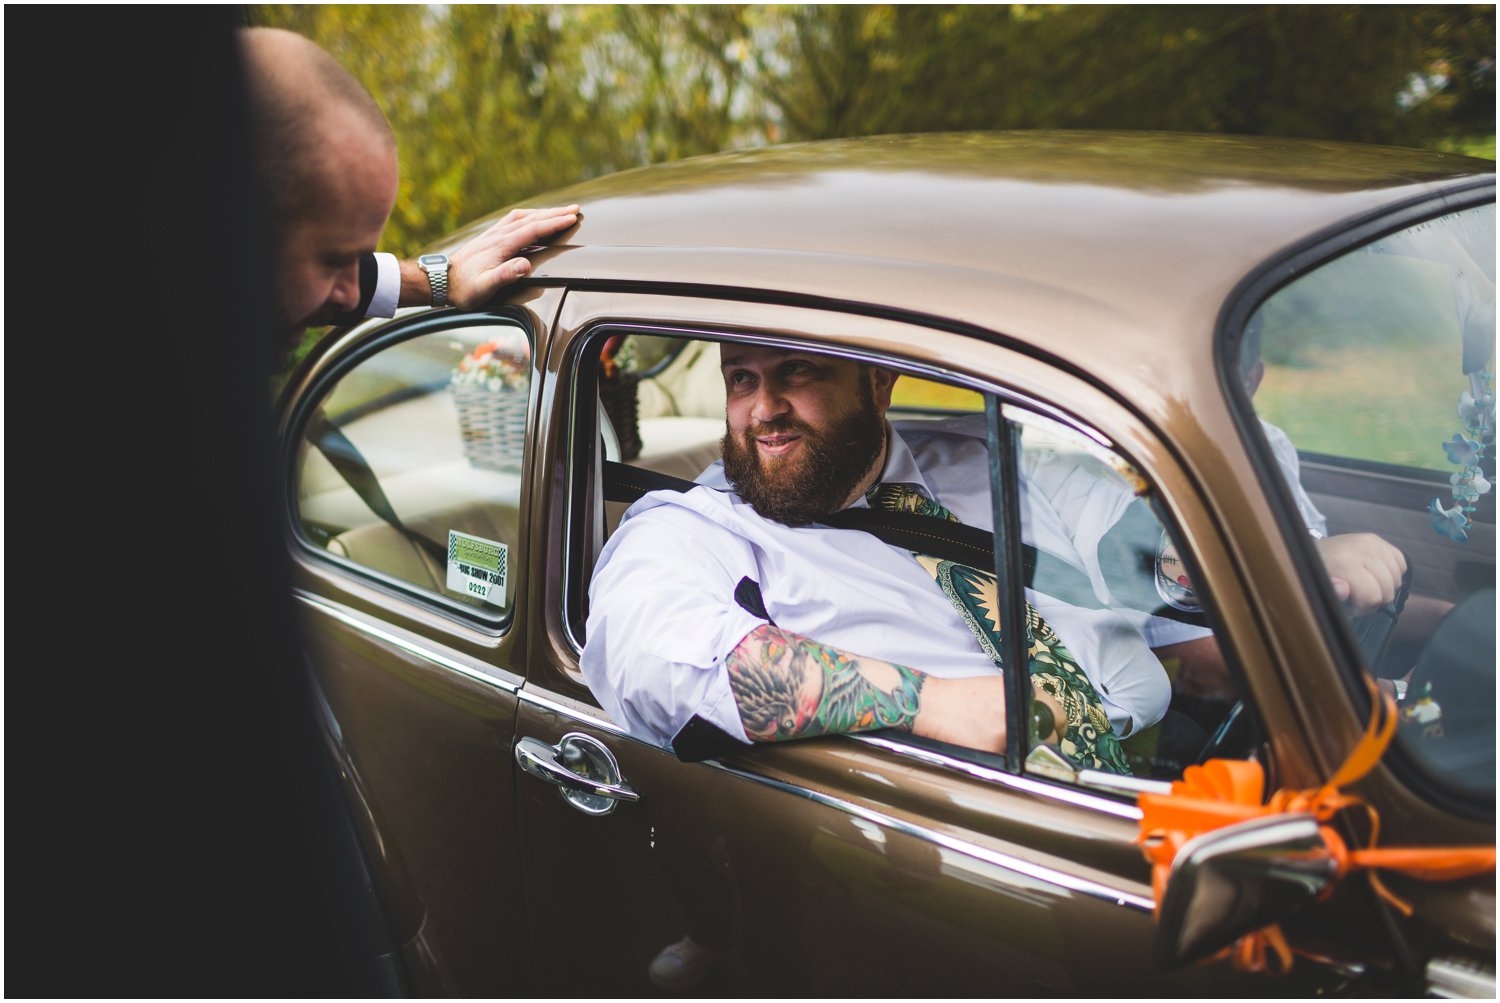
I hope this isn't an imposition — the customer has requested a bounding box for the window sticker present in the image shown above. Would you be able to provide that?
[447,529,509,607]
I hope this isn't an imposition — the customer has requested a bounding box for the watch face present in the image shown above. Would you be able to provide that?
[419,254,448,268]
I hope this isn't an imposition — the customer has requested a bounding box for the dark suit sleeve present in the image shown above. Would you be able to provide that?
[328,252,380,326]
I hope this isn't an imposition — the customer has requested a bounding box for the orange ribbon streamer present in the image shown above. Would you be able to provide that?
[1136,679,1495,974]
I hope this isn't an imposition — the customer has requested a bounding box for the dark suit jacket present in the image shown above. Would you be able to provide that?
[330,251,383,326]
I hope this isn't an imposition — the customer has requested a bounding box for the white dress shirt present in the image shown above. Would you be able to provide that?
[581,416,1172,752]
[367,251,401,319]
[1260,418,1329,537]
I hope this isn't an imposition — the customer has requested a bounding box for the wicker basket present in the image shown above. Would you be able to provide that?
[452,382,528,471]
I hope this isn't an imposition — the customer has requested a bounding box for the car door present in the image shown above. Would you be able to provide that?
[510,290,1380,995]
[282,287,564,995]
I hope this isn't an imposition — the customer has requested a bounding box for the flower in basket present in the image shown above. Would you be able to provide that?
[451,338,530,392]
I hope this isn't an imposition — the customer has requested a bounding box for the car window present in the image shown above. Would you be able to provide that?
[1245,203,1495,799]
[293,319,533,624]
[1006,409,1245,785]
[578,330,1249,790]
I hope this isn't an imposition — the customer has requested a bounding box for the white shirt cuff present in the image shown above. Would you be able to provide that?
[367,252,400,318]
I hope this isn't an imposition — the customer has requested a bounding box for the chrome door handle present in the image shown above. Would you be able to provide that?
[516,733,639,815]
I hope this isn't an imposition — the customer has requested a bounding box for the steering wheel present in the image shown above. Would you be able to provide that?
[1195,562,1413,765]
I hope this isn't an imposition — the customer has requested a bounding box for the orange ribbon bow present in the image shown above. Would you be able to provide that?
[1136,679,1495,975]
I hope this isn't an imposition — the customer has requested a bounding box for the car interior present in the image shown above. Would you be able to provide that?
[579,331,1255,786]
[291,324,1262,788]
[294,322,534,621]
[289,297,1493,798]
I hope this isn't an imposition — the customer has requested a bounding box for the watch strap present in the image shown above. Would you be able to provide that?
[420,255,450,308]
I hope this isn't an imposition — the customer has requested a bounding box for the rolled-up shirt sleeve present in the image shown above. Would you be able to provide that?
[581,498,766,750]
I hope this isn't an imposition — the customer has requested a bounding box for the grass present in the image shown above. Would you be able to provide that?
[1256,341,1477,473]
[1429,133,1496,160]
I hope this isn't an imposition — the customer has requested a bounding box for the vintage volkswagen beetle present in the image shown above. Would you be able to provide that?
[277,132,1494,996]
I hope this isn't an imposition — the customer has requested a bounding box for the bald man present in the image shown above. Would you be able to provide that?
[240,27,579,343]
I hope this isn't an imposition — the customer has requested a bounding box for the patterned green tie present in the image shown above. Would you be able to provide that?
[868,482,1130,775]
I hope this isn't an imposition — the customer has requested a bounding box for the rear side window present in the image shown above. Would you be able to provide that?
[293,319,534,624]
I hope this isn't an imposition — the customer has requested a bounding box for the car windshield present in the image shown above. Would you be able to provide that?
[1245,202,1495,800]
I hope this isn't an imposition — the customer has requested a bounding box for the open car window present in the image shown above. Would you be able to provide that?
[1245,202,1496,801]
[576,331,1251,793]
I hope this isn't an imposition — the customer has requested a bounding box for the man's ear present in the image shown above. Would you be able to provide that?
[872,366,898,412]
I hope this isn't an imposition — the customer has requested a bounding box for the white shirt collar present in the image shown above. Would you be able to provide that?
[859,421,934,508]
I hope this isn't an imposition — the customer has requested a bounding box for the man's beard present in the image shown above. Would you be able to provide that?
[721,385,886,526]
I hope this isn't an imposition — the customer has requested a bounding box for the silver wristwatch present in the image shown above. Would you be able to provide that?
[418,253,450,308]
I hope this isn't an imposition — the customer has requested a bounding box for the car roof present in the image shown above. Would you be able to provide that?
[436,131,1492,374]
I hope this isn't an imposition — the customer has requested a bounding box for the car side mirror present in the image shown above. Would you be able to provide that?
[1154,813,1338,969]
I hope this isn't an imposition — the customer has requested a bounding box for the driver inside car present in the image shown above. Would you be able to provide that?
[1241,312,1409,613]
[581,343,1178,774]
[1152,311,1448,706]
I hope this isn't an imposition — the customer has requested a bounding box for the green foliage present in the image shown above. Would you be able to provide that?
[1433,133,1498,158]
[247,4,1495,253]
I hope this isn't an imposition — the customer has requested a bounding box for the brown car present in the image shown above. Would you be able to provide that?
[278,132,1495,996]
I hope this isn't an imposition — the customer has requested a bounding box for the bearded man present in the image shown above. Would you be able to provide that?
[581,343,1181,769]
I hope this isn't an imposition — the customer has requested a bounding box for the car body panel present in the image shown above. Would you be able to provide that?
[282,285,567,995]
[432,133,1489,421]
[511,683,1365,995]
[295,590,526,995]
[520,288,1404,992]
[280,133,1495,994]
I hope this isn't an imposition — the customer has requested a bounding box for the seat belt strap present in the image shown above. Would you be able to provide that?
[306,411,449,567]
[602,459,1037,581]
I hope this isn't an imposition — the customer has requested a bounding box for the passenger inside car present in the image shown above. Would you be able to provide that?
[582,340,1181,774]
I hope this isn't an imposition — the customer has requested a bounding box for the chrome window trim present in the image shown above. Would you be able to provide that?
[1426,957,1497,999]
[705,757,1155,912]
[524,689,1152,910]
[851,734,1158,819]
[287,311,536,636]
[559,320,1182,825]
[518,686,631,738]
[302,547,515,632]
[294,590,521,695]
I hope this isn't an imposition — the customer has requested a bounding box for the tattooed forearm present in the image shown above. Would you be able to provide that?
[727,624,926,742]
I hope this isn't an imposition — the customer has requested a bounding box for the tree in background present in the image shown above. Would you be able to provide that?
[249,4,1494,255]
